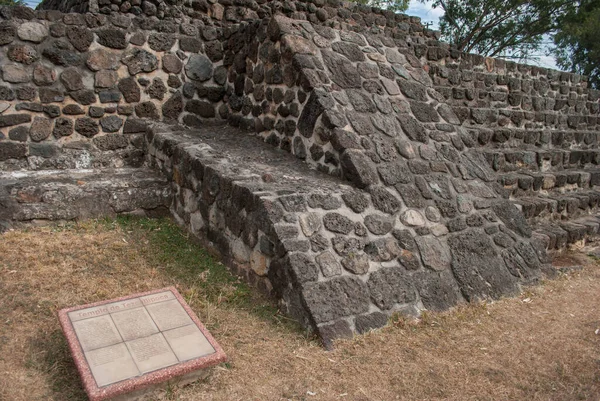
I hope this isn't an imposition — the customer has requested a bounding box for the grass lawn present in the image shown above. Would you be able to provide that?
[1,217,599,401]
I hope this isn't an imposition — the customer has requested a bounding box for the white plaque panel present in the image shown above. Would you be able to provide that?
[126,333,178,374]
[85,343,140,387]
[163,324,215,362]
[72,315,122,351]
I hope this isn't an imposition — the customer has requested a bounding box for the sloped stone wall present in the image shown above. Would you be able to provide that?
[219,15,560,341]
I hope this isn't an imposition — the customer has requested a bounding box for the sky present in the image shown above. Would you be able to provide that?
[405,0,559,69]
[23,0,559,70]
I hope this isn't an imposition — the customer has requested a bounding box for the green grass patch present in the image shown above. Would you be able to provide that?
[110,216,297,330]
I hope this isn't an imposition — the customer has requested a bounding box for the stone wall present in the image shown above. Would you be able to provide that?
[1,1,599,346]
[0,5,232,171]
[218,15,560,341]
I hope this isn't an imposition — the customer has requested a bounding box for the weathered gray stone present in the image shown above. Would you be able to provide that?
[367,266,416,310]
[299,213,321,236]
[123,118,148,134]
[95,70,119,89]
[346,112,375,136]
[298,90,331,138]
[425,206,441,222]
[7,44,38,65]
[317,320,352,350]
[410,101,440,123]
[332,236,364,256]
[400,209,426,227]
[29,142,59,158]
[348,89,376,113]
[342,190,369,213]
[118,77,141,103]
[378,162,411,185]
[0,141,27,161]
[162,92,183,120]
[369,186,401,214]
[287,253,319,284]
[365,238,402,262]
[341,253,370,274]
[8,126,28,142]
[316,251,342,277]
[100,115,123,132]
[185,54,213,82]
[396,185,424,208]
[121,48,158,75]
[448,229,519,300]
[52,117,73,138]
[491,201,532,238]
[29,117,52,142]
[41,40,82,67]
[162,53,182,74]
[415,236,451,271]
[66,26,93,52]
[0,22,15,46]
[147,78,167,100]
[87,49,120,71]
[303,276,370,323]
[397,114,428,143]
[135,101,159,120]
[93,133,128,150]
[17,22,48,43]
[32,64,56,86]
[364,214,392,235]
[340,150,379,189]
[0,114,31,128]
[60,68,83,91]
[515,241,541,269]
[39,88,64,104]
[398,79,427,101]
[307,194,342,210]
[148,33,175,52]
[413,269,463,311]
[355,312,388,334]
[75,117,99,137]
[2,65,29,83]
[321,49,361,88]
[331,41,364,62]
[62,104,84,115]
[323,212,354,234]
[185,99,215,118]
[97,28,127,49]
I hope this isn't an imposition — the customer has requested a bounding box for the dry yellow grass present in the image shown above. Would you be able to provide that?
[1,219,599,401]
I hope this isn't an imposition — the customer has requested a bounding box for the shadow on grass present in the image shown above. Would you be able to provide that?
[27,329,88,401]
[109,215,306,335]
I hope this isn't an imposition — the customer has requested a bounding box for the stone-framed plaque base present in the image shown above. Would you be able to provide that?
[58,287,227,401]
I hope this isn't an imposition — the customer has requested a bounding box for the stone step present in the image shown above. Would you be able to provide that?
[533,215,600,251]
[483,148,600,173]
[0,167,172,231]
[497,169,600,197]
[464,127,600,150]
[513,189,600,220]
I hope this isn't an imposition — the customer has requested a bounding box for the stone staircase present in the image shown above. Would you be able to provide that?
[472,131,600,251]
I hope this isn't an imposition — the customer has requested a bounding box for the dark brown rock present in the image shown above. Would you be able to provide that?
[118,77,141,103]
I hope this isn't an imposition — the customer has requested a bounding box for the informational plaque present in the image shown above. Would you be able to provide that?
[59,287,226,401]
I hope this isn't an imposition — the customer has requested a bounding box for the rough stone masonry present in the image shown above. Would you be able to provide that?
[0,0,599,346]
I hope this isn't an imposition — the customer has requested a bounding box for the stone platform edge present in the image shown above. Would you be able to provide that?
[57,286,227,401]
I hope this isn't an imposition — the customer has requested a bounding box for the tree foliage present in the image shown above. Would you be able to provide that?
[428,0,573,60]
[554,0,600,88]
[0,0,25,5]
[350,0,410,13]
